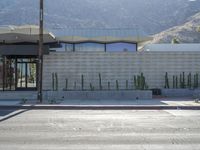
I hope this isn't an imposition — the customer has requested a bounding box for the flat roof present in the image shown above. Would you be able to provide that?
[144,44,200,52]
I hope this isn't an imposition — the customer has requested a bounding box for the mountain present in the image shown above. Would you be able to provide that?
[0,0,200,36]
[150,12,200,43]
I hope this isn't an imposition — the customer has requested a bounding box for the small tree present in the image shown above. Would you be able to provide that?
[196,26,200,32]
[171,37,180,44]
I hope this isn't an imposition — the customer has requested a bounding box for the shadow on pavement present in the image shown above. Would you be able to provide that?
[0,109,29,123]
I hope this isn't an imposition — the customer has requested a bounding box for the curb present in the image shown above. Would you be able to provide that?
[0,105,200,110]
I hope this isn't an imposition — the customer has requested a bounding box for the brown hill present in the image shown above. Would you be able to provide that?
[151,12,200,43]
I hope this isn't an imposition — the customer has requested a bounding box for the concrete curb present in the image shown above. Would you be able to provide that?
[0,105,200,110]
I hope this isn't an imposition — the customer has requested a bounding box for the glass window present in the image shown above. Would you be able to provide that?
[75,43,104,52]
[17,58,37,63]
[65,44,73,52]
[17,62,37,89]
[50,43,73,52]
[4,58,15,91]
[0,57,38,91]
[107,43,137,52]
[50,42,137,52]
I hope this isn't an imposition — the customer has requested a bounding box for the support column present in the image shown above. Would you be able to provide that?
[136,43,138,52]
[38,0,44,103]
[2,56,5,91]
[73,43,75,52]
[104,43,107,52]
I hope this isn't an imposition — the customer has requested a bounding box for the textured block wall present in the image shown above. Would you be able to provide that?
[43,51,200,90]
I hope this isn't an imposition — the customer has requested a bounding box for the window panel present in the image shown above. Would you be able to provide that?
[107,43,137,52]
[75,43,104,52]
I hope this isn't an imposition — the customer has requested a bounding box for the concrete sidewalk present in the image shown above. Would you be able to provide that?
[59,97,200,106]
[0,97,200,110]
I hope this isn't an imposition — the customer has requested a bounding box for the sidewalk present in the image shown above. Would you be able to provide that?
[0,97,200,110]
[0,100,21,106]
[60,97,200,106]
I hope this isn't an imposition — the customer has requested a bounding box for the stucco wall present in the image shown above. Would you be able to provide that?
[43,51,200,90]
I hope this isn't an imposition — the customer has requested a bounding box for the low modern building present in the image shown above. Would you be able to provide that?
[0,25,200,99]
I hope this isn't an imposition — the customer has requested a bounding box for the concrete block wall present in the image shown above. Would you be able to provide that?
[43,90,153,101]
[162,89,194,97]
[0,91,37,100]
[162,89,200,98]
[43,51,200,91]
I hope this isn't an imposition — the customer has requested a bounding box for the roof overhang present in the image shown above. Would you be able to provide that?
[0,25,153,45]
[0,25,56,44]
[0,45,49,55]
[57,36,153,44]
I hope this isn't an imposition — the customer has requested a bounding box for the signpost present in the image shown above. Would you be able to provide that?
[38,0,44,103]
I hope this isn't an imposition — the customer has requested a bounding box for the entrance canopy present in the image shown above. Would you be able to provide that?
[0,25,152,45]
[57,36,152,44]
[54,28,153,44]
[0,25,56,44]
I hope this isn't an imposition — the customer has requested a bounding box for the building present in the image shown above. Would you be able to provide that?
[0,25,200,99]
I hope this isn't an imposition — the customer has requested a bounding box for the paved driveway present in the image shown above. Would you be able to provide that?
[0,109,200,150]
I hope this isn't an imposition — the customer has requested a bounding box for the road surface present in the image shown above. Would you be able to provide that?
[0,109,200,150]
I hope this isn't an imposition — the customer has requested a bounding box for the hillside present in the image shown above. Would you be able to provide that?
[0,0,200,35]
[151,12,200,43]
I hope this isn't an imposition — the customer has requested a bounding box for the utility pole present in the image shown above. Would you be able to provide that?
[38,0,44,103]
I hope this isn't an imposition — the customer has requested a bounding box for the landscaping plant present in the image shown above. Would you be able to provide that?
[108,82,111,90]
[55,72,58,91]
[164,72,170,89]
[90,83,95,91]
[126,80,129,90]
[52,72,55,91]
[116,80,119,90]
[134,73,148,90]
[99,73,102,90]
[52,72,58,91]
[81,74,84,91]
[65,78,68,91]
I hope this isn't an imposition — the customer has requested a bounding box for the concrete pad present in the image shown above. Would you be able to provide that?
[162,100,200,106]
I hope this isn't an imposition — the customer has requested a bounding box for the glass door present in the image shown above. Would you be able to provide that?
[16,59,37,90]
[27,63,37,88]
[17,62,26,89]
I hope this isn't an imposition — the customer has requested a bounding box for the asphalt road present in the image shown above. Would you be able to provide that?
[0,109,200,150]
